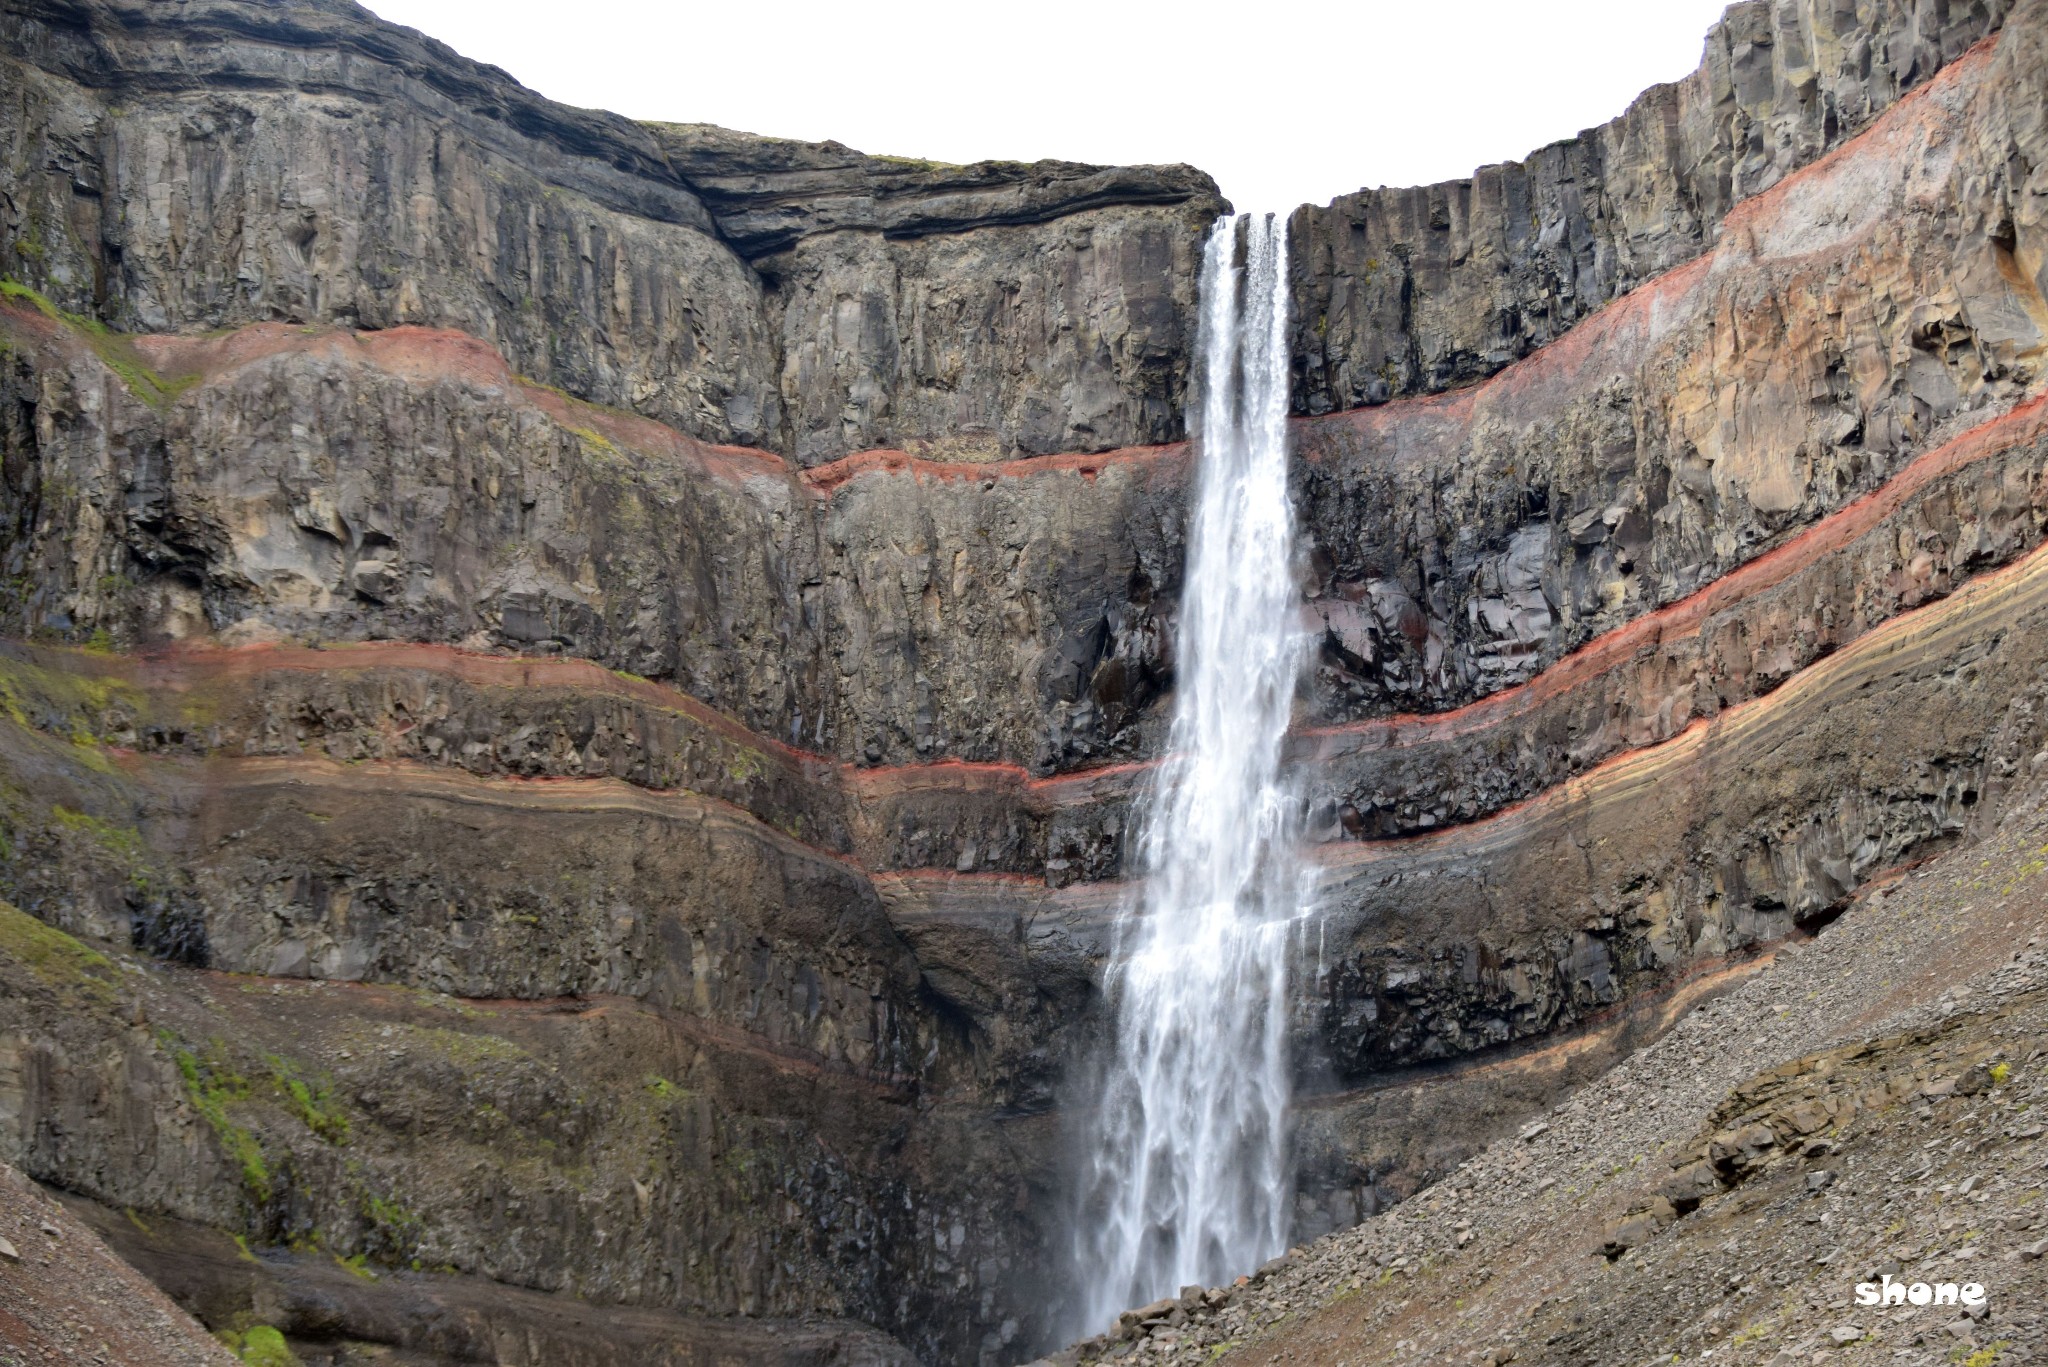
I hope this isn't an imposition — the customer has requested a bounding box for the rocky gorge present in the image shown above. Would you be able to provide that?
[1,0,2047,1363]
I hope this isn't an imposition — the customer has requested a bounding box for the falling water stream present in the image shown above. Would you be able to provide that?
[1073,212,1314,1331]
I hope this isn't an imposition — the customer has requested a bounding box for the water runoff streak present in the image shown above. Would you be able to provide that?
[1074,212,1314,1330]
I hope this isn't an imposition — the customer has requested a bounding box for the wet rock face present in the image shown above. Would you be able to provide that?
[1287,0,2014,415]
[0,0,1221,462]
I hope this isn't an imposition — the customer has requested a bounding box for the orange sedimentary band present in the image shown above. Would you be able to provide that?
[1295,945,1787,1105]
[31,372,2048,841]
[0,300,1190,495]
[1307,38,1995,456]
[894,520,2048,909]
[1312,520,2048,878]
[798,443,1190,494]
[100,638,842,786]
[1,40,1993,506]
[164,751,866,873]
[63,637,1142,806]
[191,968,920,1096]
[1296,390,2048,762]
[0,32,1997,509]
[0,36,2019,839]
[83,517,2048,920]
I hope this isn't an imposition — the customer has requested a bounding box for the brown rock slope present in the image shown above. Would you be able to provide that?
[0,1158,233,1367]
[1065,755,2048,1367]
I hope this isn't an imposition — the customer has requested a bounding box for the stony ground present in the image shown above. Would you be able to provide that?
[1059,785,2048,1367]
[0,1162,234,1367]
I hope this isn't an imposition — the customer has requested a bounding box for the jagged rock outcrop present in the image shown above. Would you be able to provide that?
[1295,10,2048,723]
[0,309,1193,770]
[0,891,988,1363]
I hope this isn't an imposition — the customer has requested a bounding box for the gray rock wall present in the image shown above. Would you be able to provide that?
[1288,0,2014,414]
[0,0,1220,462]
[5,0,2019,464]
[13,2,2037,776]
[3,0,2047,1362]
[0,316,1190,769]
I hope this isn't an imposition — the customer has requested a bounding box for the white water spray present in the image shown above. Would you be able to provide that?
[1073,212,1313,1329]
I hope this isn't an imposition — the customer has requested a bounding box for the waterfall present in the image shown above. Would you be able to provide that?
[1072,212,1314,1331]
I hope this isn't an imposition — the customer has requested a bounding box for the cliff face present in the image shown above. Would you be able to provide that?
[0,0,1219,461]
[1289,0,2015,412]
[2,0,2047,1364]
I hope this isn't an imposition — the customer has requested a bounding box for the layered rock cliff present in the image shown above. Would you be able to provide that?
[0,0,1218,461]
[1,0,2046,1364]
[1289,0,2016,411]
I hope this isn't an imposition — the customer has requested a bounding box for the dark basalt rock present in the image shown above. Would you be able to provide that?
[0,0,1223,462]
[642,121,1217,259]
[1287,0,2015,415]
[3,0,2047,1363]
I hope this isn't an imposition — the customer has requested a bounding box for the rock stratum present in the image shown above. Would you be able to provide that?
[0,0,2045,1363]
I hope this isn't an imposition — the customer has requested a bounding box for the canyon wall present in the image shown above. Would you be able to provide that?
[1288,0,2015,410]
[2,0,2047,1362]
[0,0,1219,461]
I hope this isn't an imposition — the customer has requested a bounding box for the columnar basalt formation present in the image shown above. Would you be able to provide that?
[3,0,2048,1363]
[1287,0,2016,413]
[0,0,1220,460]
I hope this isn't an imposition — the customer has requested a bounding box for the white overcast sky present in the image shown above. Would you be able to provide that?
[363,0,1738,213]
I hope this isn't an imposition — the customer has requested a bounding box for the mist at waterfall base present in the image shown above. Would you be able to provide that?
[1066,213,1318,1336]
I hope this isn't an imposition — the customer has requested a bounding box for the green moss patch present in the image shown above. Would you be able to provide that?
[0,278,201,408]
[50,804,147,861]
[0,899,119,1006]
[43,799,163,897]
[0,650,153,747]
[165,1036,274,1203]
[644,1074,696,1104]
[217,1324,300,1367]
[360,1192,423,1263]
[266,1054,350,1145]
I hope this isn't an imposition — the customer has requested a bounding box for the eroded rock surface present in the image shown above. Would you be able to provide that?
[0,0,1220,461]
[1288,0,2016,412]
[3,0,2048,1364]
